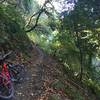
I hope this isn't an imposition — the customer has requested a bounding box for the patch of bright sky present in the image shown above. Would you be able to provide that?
[36,0,46,6]
[53,0,75,13]
[36,0,76,13]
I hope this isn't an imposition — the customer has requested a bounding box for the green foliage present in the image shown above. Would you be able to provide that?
[27,0,100,98]
[0,3,30,52]
[48,94,61,100]
[1,0,99,99]
[51,80,84,100]
[58,0,100,98]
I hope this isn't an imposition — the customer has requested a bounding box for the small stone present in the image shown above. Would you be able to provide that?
[17,92,22,95]
[32,74,37,77]
[30,93,34,96]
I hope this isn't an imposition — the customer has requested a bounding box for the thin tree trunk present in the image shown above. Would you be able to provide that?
[88,53,92,66]
[79,48,83,81]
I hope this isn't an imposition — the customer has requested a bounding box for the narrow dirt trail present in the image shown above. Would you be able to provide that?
[12,44,69,100]
[13,45,45,100]
[11,44,97,100]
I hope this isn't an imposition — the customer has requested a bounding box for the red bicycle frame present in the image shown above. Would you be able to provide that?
[1,63,10,83]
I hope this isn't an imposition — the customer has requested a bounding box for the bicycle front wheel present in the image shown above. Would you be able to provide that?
[0,74,14,100]
[8,64,25,83]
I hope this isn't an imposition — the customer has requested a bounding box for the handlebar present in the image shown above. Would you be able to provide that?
[0,51,12,61]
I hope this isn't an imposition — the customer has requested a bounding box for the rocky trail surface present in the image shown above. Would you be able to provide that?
[13,44,69,100]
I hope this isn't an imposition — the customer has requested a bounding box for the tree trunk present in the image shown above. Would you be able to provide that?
[88,53,92,67]
[79,48,83,81]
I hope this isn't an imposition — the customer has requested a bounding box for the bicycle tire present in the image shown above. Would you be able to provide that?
[0,74,14,100]
[8,64,25,83]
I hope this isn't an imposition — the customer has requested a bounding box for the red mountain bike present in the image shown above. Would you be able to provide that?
[0,51,25,100]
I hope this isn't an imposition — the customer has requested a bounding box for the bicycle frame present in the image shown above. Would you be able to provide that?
[0,51,16,99]
[0,63,11,83]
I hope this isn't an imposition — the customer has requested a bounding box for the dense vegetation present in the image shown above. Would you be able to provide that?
[0,0,100,99]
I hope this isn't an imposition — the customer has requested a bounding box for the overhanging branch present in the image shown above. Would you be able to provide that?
[25,8,45,32]
[25,0,52,32]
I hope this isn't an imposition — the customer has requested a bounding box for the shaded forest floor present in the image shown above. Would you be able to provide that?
[13,44,69,100]
[12,44,96,100]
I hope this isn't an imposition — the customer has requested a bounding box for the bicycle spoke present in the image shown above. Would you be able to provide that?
[8,64,25,83]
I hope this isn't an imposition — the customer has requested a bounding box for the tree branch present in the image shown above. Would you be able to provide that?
[25,0,52,32]
[25,8,45,32]
[26,10,41,26]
